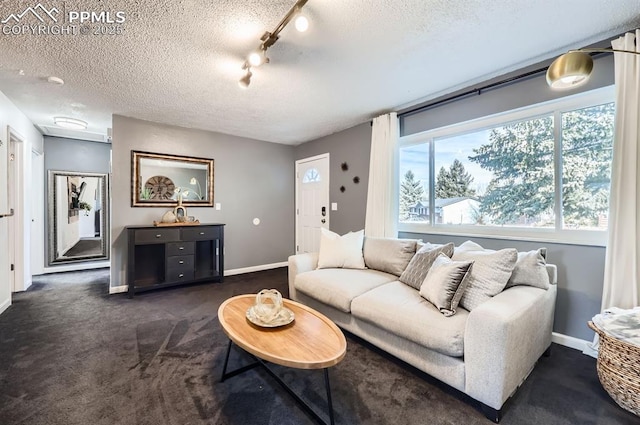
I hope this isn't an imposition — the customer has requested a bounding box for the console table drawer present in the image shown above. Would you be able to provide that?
[135,228,180,244]
[182,226,221,241]
[166,242,195,256]
[167,255,194,270]
[167,269,195,283]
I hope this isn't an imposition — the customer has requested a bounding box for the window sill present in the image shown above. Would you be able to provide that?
[398,222,607,247]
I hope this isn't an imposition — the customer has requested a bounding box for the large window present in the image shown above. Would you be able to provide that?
[398,88,615,245]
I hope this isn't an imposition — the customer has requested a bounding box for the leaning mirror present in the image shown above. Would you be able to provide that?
[48,171,109,265]
[131,150,214,207]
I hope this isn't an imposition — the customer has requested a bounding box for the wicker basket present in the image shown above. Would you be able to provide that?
[588,321,640,416]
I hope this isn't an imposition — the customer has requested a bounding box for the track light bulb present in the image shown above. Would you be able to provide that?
[294,15,309,32]
[248,51,266,67]
[238,70,252,89]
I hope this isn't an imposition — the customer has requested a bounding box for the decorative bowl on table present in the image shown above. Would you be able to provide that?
[246,289,295,327]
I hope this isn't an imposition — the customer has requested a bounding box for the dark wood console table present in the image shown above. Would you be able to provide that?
[126,223,225,296]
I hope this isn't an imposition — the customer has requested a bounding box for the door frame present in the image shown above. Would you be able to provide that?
[294,153,330,254]
[7,126,26,292]
[30,148,44,276]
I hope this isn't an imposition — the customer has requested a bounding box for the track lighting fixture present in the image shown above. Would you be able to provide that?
[238,0,309,88]
[238,68,252,89]
[547,47,640,90]
[248,49,269,67]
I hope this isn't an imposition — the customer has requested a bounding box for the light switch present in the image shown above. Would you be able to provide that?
[331,203,338,211]
[215,203,221,210]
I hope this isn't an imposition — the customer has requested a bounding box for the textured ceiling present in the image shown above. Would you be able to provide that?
[0,0,639,145]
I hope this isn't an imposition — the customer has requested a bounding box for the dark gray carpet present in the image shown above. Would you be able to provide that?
[0,268,638,425]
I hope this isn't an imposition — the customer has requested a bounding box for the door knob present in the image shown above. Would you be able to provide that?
[321,219,326,224]
[321,206,326,217]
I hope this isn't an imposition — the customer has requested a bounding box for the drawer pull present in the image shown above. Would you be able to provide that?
[179,273,184,278]
[155,234,162,238]
[199,232,205,235]
[179,247,184,250]
[179,260,184,264]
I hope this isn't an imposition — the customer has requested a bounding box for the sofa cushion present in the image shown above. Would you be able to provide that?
[419,254,473,317]
[453,242,518,311]
[363,237,417,276]
[351,281,469,357]
[317,228,365,270]
[505,249,550,290]
[399,242,455,289]
[295,268,397,313]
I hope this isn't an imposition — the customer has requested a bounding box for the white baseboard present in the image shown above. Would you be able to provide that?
[41,262,110,274]
[0,297,11,315]
[108,261,288,294]
[225,261,288,276]
[552,332,590,352]
[109,285,128,294]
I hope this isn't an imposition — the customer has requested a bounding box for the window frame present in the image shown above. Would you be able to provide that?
[397,86,615,247]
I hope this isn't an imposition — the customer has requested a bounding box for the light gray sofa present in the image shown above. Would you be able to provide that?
[288,240,557,422]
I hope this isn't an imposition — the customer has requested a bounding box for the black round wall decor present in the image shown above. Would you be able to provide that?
[340,185,346,193]
[353,176,360,184]
[341,162,349,171]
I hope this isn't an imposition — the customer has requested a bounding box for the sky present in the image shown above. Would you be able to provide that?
[400,128,496,197]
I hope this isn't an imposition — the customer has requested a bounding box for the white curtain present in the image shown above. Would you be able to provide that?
[586,30,640,357]
[602,30,640,310]
[365,112,399,238]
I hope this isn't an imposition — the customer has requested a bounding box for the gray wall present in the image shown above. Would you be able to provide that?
[110,115,295,289]
[294,122,371,235]
[43,136,112,268]
[44,136,112,175]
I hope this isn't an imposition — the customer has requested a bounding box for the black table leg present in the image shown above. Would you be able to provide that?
[220,340,232,382]
[220,340,260,382]
[219,339,338,425]
[324,368,335,425]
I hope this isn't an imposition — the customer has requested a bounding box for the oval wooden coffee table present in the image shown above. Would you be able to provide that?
[218,294,347,425]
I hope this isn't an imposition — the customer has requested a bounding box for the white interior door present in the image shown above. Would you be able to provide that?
[7,135,17,292]
[7,127,25,292]
[295,154,329,254]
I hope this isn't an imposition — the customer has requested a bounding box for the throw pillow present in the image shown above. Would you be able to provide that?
[400,242,455,289]
[363,237,417,276]
[419,254,473,317]
[453,245,518,311]
[505,248,550,289]
[317,228,366,269]
[454,240,486,254]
